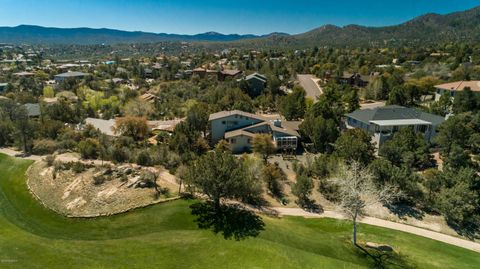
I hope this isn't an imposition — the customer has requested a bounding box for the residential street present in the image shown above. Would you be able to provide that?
[297,74,323,101]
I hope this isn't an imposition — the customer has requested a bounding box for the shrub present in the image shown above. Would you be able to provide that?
[110,146,130,164]
[45,155,56,166]
[71,162,87,173]
[318,179,340,202]
[136,150,152,166]
[32,139,59,155]
[139,171,156,188]
[77,138,100,159]
[93,175,107,185]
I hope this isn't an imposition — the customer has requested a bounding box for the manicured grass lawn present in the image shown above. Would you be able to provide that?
[0,153,479,268]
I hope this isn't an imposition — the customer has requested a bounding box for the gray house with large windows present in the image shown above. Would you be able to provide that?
[345,105,445,148]
[209,110,299,153]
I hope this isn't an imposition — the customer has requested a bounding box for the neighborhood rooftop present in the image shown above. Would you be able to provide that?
[54,71,89,78]
[346,105,445,126]
[245,72,267,82]
[208,110,267,121]
[435,81,480,92]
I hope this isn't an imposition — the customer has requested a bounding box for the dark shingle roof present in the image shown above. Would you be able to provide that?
[346,105,445,126]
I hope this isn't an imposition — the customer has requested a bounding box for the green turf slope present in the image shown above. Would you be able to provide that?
[0,154,479,269]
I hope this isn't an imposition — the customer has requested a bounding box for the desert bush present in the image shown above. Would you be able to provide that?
[318,179,340,202]
[77,138,100,159]
[139,171,156,188]
[45,155,56,166]
[136,150,152,166]
[32,139,59,155]
[110,146,130,163]
[71,162,87,173]
[93,175,107,185]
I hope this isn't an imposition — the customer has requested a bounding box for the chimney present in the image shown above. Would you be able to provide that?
[272,119,282,128]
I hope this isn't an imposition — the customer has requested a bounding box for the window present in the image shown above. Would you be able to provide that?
[222,121,226,125]
[231,138,236,144]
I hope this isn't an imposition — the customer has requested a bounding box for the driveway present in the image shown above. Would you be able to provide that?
[297,74,323,101]
[273,207,480,253]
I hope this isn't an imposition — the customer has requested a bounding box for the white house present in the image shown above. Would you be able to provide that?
[209,110,299,153]
[345,105,445,148]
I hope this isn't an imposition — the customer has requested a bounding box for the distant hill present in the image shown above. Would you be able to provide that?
[0,25,278,44]
[1,6,480,46]
[246,6,480,47]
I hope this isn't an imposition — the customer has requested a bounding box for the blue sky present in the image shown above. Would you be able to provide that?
[0,0,479,35]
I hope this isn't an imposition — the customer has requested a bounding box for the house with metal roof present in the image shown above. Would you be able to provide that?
[434,81,480,101]
[54,71,89,83]
[345,105,445,148]
[209,110,299,153]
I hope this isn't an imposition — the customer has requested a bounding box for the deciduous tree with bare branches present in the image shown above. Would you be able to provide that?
[333,161,399,246]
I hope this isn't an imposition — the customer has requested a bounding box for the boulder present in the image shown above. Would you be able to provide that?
[365,242,394,252]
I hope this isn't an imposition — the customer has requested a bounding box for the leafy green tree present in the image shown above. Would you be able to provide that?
[13,106,35,153]
[334,129,375,165]
[369,158,422,203]
[278,86,306,120]
[435,114,473,157]
[77,138,100,159]
[299,115,338,153]
[430,92,452,116]
[252,134,276,163]
[435,168,480,236]
[42,86,55,98]
[114,117,149,141]
[261,163,286,199]
[387,86,408,106]
[341,88,360,113]
[186,103,210,136]
[185,147,255,213]
[453,87,479,114]
[124,99,154,117]
[43,100,81,123]
[0,120,14,146]
[292,174,314,208]
[380,128,433,169]
[309,86,344,124]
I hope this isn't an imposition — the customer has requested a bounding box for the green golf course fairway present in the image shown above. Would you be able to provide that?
[0,154,479,269]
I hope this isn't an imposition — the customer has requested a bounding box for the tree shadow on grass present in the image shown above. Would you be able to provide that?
[354,244,416,269]
[190,202,265,240]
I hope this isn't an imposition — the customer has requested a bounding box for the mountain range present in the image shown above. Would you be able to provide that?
[0,6,479,46]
